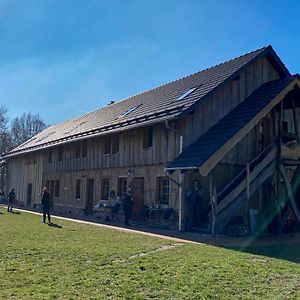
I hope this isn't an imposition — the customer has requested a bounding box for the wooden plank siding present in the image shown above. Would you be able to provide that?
[181,56,280,151]
[6,55,283,218]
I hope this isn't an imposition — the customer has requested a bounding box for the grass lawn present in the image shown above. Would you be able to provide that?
[0,208,300,299]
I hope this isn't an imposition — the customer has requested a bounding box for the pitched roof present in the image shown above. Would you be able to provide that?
[166,75,300,174]
[6,45,287,157]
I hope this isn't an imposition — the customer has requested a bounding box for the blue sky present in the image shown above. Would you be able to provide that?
[0,0,299,125]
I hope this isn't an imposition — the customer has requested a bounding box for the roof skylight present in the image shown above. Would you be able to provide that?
[118,105,140,118]
[176,87,198,101]
[36,132,55,142]
[64,121,86,135]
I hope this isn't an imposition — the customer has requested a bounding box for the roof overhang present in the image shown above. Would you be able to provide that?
[166,76,300,176]
[199,76,300,176]
[2,115,178,159]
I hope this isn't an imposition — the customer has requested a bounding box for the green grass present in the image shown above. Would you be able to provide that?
[0,208,300,299]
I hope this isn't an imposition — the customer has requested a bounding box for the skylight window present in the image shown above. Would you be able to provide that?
[176,87,198,101]
[118,105,140,118]
[64,121,86,135]
[36,132,55,142]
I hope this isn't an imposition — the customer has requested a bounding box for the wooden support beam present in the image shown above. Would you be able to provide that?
[278,164,300,222]
[246,163,250,201]
[211,186,217,235]
[291,100,300,143]
[209,172,216,234]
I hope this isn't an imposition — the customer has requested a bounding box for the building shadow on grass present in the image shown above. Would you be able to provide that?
[104,224,300,264]
[7,206,299,263]
[227,241,300,264]
[47,222,62,229]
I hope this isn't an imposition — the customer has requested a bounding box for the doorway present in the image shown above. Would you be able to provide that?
[26,183,32,206]
[49,180,55,207]
[86,178,94,215]
[131,177,145,220]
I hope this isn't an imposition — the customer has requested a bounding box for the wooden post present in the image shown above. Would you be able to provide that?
[209,172,214,234]
[246,163,250,201]
[211,186,217,235]
[292,100,300,143]
[271,109,276,140]
[178,170,184,231]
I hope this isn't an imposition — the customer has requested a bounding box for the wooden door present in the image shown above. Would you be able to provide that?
[50,180,55,207]
[131,177,144,220]
[26,183,32,206]
[86,179,94,215]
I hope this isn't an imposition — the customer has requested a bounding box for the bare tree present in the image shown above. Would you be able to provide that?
[0,110,47,190]
[10,112,47,148]
[0,106,10,190]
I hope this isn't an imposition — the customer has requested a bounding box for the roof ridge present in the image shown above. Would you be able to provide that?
[100,45,269,108]
[84,46,268,116]
[43,45,269,128]
[6,45,275,156]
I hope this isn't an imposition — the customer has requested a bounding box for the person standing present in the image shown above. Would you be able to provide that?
[185,180,202,231]
[7,188,16,212]
[122,190,134,226]
[41,187,51,223]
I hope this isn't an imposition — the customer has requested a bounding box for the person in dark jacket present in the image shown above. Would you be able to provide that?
[41,187,51,223]
[185,180,202,231]
[7,188,16,212]
[122,190,134,226]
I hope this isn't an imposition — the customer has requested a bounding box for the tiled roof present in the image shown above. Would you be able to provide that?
[7,46,275,157]
[166,75,299,171]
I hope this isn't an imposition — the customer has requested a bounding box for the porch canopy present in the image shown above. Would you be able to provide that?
[166,75,300,177]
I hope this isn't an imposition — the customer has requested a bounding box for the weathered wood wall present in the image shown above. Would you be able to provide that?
[42,164,180,212]
[6,55,283,218]
[182,56,280,148]
[6,152,44,204]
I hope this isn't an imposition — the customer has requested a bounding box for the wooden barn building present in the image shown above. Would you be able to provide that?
[3,45,300,234]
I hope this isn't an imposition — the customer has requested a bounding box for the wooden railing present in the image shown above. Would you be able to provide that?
[217,144,274,203]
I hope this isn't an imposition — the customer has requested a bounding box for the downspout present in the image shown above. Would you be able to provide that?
[165,119,184,231]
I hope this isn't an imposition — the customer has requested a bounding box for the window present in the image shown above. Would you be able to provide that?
[54,180,60,197]
[259,118,271,150]
[118,105,140,118]
[117,178,127,197]
[157,177,170,205]
[101,178,110,200]
[103,136,111,155]
[112,135,119,154]
[75,142,88,159]
[143,126,153,149]
[103,135,119,155]
[75,179,81,199]
[75,143,81,159]
[176,87,198,101]
[48,149,53,164]
[58,145,64,162]
[49,180,55,198]
[82,141,88,158]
